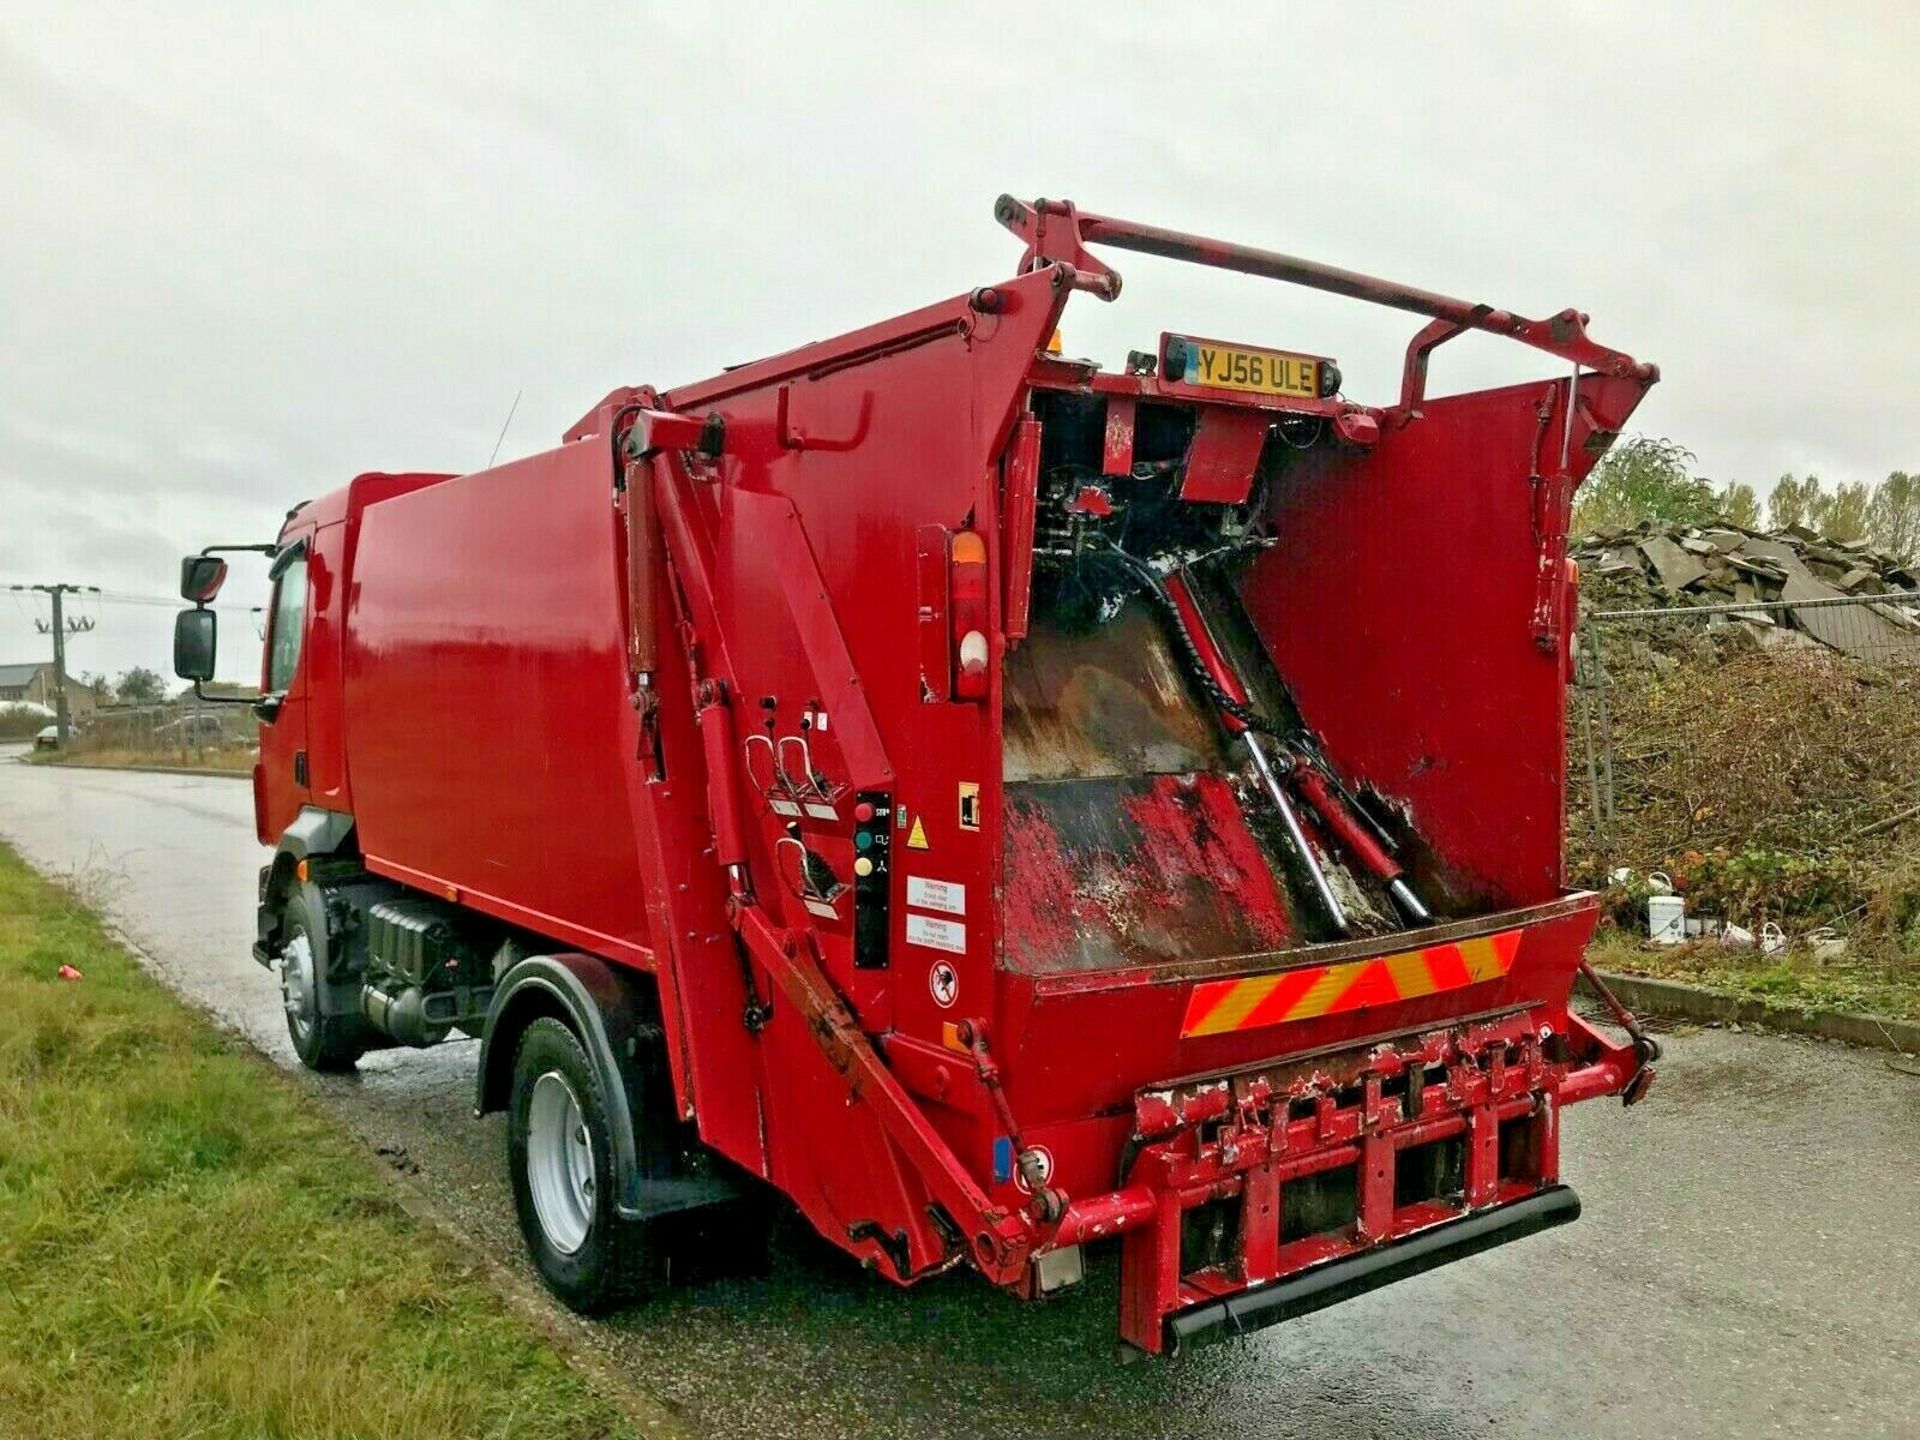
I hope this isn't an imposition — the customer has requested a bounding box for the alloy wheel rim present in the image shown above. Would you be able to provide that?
[527,1070,595,1255]
[282,931,317,1044]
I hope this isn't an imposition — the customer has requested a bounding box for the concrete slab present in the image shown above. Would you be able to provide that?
[1638,534,1708,593]
[1783,573,1918,661]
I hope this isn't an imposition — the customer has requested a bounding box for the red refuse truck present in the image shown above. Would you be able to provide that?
[173,196,1658,1354]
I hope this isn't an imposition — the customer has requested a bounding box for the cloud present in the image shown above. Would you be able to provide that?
[4,1,1919,682]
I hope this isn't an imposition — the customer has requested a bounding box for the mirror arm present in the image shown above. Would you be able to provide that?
[190,680,260,708]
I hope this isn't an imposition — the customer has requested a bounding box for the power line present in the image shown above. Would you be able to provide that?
[488,388,522,468]
[2,583,260,613]
[96,591,263,613]
[6,581,270,697]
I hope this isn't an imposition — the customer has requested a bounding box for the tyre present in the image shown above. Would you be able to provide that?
[278,884,366,1072]
[507,1017,649,1311]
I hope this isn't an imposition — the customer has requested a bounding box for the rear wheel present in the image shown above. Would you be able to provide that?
[507,1018,648,1311]
[279,885,365,1072]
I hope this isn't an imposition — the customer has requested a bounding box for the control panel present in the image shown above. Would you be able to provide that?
[852,789,893,969]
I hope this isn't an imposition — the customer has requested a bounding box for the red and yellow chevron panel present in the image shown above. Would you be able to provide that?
[1179,927,1524,1039]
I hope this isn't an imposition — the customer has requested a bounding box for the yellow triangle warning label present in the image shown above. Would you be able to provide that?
[906,816,930,850]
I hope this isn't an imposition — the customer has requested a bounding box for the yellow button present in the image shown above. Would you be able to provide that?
[854,857,875,877]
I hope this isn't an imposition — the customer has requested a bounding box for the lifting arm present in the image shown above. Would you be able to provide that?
[994,195,1656,414]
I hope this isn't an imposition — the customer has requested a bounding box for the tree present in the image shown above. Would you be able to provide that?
[114,667,166,706]
[1823,480,1872,542]
[1572,436,1716,533]
[1868,471,1920,562]
[79,671,112,702]
[1715,481,1761,529]
[1768,473,1824,531]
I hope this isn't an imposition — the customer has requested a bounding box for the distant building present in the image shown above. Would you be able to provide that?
[0,662,98,714]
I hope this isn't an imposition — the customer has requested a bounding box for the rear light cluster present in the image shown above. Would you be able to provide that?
[951,530,989,701]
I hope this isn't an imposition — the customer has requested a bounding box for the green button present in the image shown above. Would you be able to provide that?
[855,831,873,851]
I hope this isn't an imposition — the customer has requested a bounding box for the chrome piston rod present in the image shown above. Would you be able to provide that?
[1242,732,1349,936]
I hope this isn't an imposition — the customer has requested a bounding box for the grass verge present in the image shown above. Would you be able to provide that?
[1588,927,1920,1022]
[0,842,636,1439]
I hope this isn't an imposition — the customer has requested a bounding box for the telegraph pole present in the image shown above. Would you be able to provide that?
[11,583,98,743]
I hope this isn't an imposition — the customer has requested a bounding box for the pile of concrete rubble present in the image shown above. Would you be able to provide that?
[1574,520,1920,662]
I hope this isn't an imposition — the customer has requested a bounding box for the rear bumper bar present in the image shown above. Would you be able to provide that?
[1085,1009,1641,1353]
[1165,1185,1580,1354]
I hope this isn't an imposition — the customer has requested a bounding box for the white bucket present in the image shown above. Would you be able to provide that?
[1647,893,1686,945]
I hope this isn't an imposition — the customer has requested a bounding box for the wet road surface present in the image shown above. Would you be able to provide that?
[3,749,1917,1439]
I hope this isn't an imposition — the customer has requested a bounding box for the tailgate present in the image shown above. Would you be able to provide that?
[996,895,1599,1125]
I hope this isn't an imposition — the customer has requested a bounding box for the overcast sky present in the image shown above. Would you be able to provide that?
[4,3,1917,686]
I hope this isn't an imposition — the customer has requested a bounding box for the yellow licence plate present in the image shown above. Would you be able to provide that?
[1181,340,1319,399]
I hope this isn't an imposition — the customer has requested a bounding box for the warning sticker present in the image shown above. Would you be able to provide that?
[928,959,959,1008]
[958,781,980,831]
[1012,1144,1053,1195]
[907,913,965,955]
[907,876,965,917]
[906,816,930,850]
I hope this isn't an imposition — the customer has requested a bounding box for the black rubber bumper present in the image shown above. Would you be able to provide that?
[1165,1185,1581,1354]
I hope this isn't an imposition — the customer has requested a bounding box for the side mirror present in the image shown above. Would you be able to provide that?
[173,608,217,683]
[180,554,229,603]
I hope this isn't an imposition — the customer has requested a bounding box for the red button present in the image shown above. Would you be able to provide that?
[853,801,875,823]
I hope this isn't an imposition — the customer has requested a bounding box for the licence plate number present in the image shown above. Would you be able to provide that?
[1182,341,1319,399]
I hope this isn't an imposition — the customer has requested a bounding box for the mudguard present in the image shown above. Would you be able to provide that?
[253,807,357,965]
[476,952,738,1221]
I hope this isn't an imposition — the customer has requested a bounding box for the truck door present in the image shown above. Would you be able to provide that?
[256,533,313,839]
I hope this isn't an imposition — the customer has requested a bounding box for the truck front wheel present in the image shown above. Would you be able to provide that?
[507,1017,647,1310]
[278,885,366,1072]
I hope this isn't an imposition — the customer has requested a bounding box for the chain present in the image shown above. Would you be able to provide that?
[1099,541,1286,738]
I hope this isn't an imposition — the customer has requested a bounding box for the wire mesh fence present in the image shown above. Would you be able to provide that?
[1568,590,1920,942]
[56,702,257,770]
